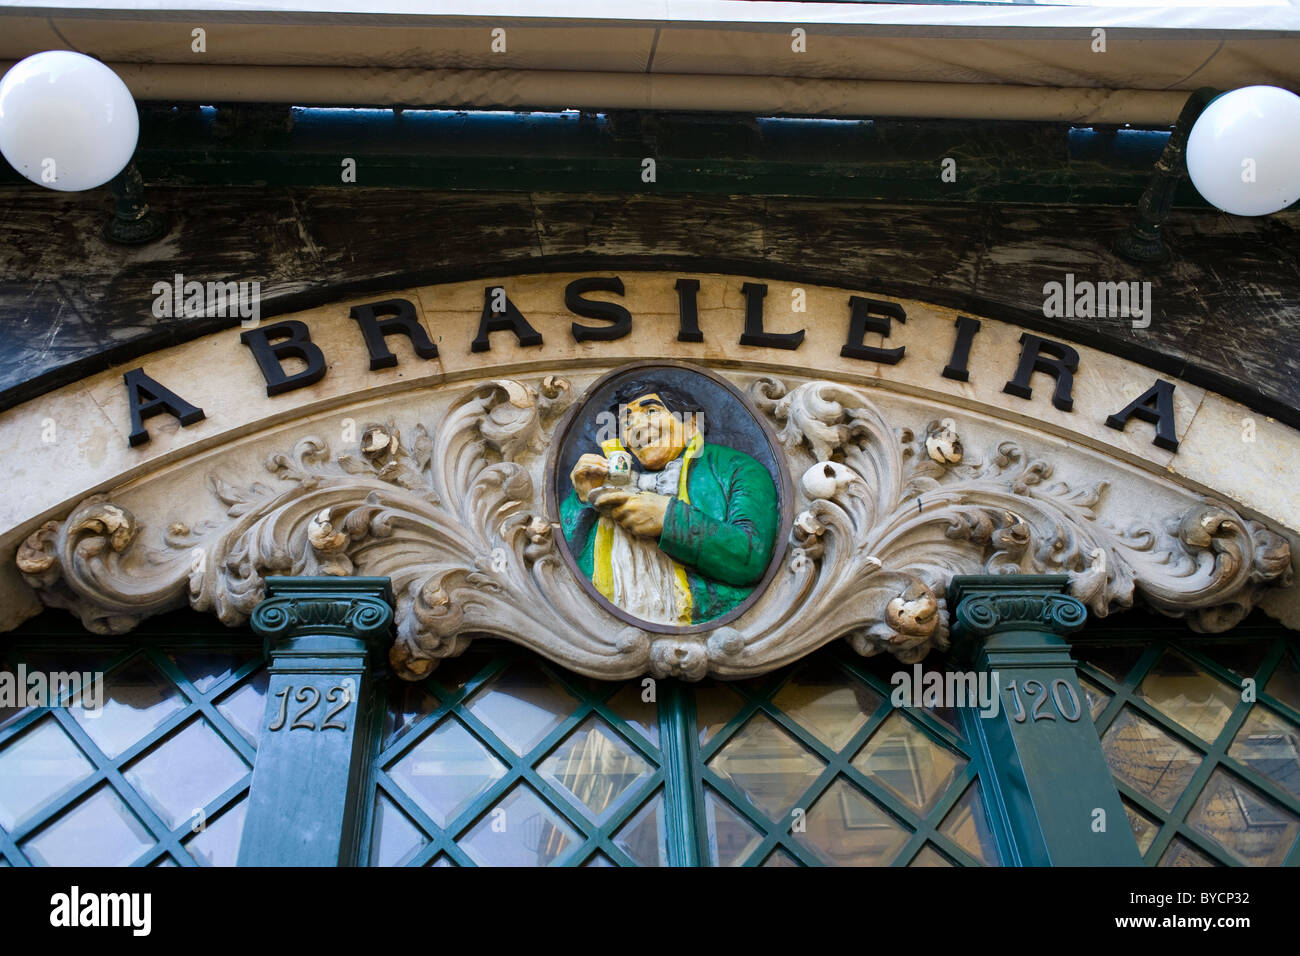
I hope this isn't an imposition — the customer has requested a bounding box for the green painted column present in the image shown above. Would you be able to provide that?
[237,576,394,866]
[949,575,1141,866]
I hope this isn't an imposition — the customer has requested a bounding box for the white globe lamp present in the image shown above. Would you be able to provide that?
[1186,85,1300,217]
[0,50,139,192]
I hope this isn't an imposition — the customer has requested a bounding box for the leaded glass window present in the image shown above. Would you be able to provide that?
[0,611,267,867]
[1077,619,1300,867]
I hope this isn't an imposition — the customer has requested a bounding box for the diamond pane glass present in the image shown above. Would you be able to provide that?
[708,714,824,821]
[1102,707,1203,811]
[1075,643,1147,685]
[613,792,668,866]
[1123,799,1160,856]
[938,782,997,866]
[704,788,762,866]
[428,855,455,867]
[168,649,252,695]
[909,844,956,867]
[772,660,881,752]
[1265,651,1300,714]
[695,681,745,747]
[1080,676,1111,721]
[1194,641,1273,682]
[605,682,659,748]
[1157,838,1218,867]
[761,849,800,867]
[369,793,428,867]
[21,787,154,867]
[0,718,93,831]
[851,711,966,815]
[1187,767,1299,866]
[537,717,652,822]
[71,656,184,759]
[1228,705,1300,799]
[464,663,577,756]
[582,853,615,867]
[123,719,249,830]
[215,670,269,748]
[386,718,506,829]
[383,681,439,749]
[1137,650,1238,743]
[458,785,579,867]
[184,798,248,867]
[797,777,910,866]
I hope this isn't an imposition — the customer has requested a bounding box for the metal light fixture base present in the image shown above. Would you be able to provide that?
[104,162,166,245]
[1114,87,1219,265]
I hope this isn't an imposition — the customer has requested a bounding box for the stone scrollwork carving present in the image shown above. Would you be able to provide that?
[15,372,1295,680]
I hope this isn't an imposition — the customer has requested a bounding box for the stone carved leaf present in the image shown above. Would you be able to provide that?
[14,372,1293,680]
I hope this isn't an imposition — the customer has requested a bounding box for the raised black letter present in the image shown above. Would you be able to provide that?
[567,277,631,342]
[738,282,804,350]
[123,368,205,447]
[1003,333,1079,412]
[942,315,982,381]
[240,320,327,397]
[675,278,703,343]
[349,298,438,370]
[1105,379,1179,452]
[471,286,543,353]
[841,296,906,363]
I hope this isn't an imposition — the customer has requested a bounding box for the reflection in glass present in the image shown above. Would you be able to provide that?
[938,782,997,866]
[21,786,154,866]
[772,660,881,751]
[464,663,577,755]
[613,792,668,866]
[382,680,438,749]
[695,681,745,748]
[184,799,248,867]
[703,788,762,866]
[908,844,956,867]
[1265,651,1300,715]
[0,718,93,831]
[1122,799,1160,856]
[1079,677,1111,721]
[123,719,249,830]
[1102,708,1202,811]
[1228,705,1300,800]
[369,793,427,867]
[761,849,800,867]
[1157,838,1217,867]
[582,853,615,867]
[708,714,825,820]
[215,669,270,748]
[1137,650,1238,743]
[458,785,578,867]
[1187,768,1299,866]
[538,717,652,823]
[851,712,966,815]
[605,682,659,747]
[797,777,910,866]
[167,649,253,695]
[71,655,184,759]
[386,718,506,829]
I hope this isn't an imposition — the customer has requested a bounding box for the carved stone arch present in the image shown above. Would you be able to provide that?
[2,272,1296,680]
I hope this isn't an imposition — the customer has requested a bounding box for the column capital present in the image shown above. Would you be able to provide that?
[949,574,1087,641]
[251,576,394,649]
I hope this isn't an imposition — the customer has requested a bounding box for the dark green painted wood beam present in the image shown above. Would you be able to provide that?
[0,105,1212,207]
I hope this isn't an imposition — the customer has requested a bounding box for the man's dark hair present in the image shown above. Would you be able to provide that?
[607,379,700,418]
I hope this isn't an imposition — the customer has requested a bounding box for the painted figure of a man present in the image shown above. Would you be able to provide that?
[560,381,779,626]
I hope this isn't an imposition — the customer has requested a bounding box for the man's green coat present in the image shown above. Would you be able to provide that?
[560,443,779,623]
